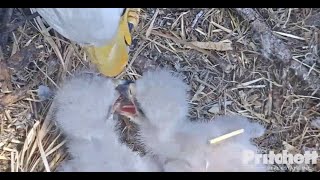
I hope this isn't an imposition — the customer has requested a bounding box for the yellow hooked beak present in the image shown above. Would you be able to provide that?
[85,8,140,77]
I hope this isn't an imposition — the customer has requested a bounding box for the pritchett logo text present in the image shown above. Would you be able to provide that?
[242,150,318,165]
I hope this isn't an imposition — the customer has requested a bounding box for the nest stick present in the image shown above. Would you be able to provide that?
[209,129,244,144]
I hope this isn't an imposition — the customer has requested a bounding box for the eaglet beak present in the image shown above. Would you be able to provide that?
[114,80,136,116]
[113,80,144,125]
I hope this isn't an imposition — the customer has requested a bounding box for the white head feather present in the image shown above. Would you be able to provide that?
[35,8,124,46]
